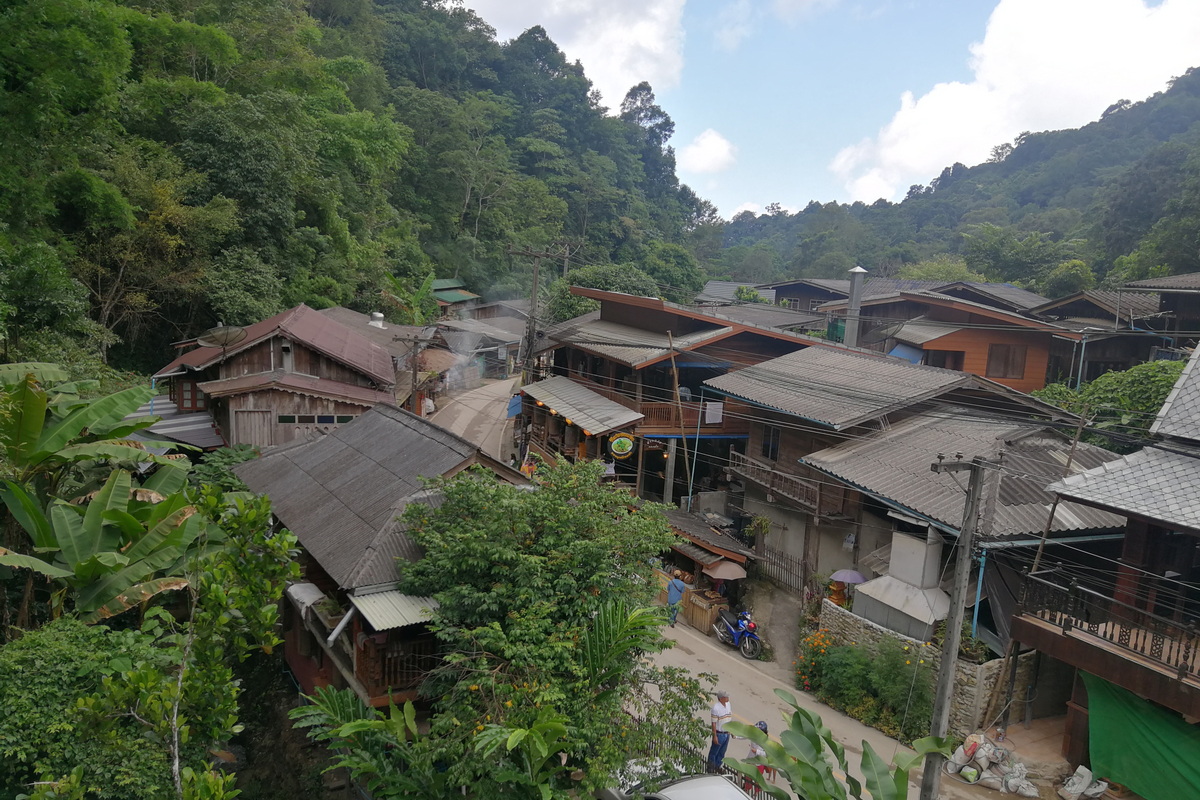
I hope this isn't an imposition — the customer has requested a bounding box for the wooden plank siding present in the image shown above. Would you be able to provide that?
[223,389,369,447]
[921,326,1051,393]
[220,339,390,389]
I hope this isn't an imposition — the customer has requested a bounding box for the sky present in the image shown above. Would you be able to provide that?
[461,0,1200,219]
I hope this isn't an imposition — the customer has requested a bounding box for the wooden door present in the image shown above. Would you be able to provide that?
[234,409,273,447]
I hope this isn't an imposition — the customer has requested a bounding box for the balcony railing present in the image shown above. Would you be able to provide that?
[728,449,846,516]
[1020,571,1200,682]
[570,376,749,434]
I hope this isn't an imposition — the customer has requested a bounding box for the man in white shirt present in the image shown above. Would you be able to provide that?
[707,690,732,772]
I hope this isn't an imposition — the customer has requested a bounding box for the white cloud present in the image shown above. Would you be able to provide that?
[463,1,686,109]
[831,0,1200,202]
[678,129,739,173]
[731,202,763,216]
[714,0,755,52]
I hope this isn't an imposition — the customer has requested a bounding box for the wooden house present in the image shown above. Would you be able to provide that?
[234,404,526,707]
[1028,289,1164,382]
[431,278,481,317]
[1126,271,1200,345]
[521,287,856,502]
[1012,346,1200,782]
[153,305,399,448]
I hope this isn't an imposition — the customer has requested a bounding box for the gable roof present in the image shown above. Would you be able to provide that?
[758,278,851,294]
[696,281,777,304]
[704,347,975,430]
[317,307,428,360]
[819,290,1081,337]
[548,316,735,368]
[803,408,1124,540]
[155,304,395,385]
[197,370,394,407]
[234,404,521,590]
[935,282,1049,311]
[1029,289,1160,323]
[1126,272,1200,291]
[1151,346,1200,442]
[440,317,525,344]
[698,304,823,331]
[521,375,644,435]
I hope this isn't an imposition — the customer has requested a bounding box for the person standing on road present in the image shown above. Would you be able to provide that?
[666,570,687,627]
[707,690,732,773]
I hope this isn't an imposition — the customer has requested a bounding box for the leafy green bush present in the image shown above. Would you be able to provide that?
[869,640,935,742]
[819,646,873,710]
[189,444,260,491]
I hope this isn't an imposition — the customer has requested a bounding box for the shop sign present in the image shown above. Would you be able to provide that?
[608,432,636,460]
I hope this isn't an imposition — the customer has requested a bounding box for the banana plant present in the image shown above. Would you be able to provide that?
[725,688,951,800]
[0,465,225,622]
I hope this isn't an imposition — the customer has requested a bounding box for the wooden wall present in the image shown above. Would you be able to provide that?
[922,326,1052,393]
[224,389,370,447]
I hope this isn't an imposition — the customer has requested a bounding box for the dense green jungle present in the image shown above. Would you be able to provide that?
[3,0,1200,377]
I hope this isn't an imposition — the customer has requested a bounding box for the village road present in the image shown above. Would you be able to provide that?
[429,377,518,461]
[653,623,994,800]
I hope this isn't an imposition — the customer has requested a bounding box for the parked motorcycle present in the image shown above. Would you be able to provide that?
[713,608,762,659]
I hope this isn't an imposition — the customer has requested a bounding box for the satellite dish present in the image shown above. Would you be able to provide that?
[196,325,248,349]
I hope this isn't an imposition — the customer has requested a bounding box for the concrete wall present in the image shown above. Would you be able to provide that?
[818,599,1036,738]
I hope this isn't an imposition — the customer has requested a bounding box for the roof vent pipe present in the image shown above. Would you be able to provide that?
[844,266,868,348]
[369,311,386,328]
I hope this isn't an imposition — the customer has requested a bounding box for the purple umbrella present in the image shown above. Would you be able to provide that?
[829,569,867,584]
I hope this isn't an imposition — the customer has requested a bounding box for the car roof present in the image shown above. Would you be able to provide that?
[647,775,755,800]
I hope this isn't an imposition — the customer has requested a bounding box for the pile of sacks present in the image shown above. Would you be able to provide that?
[1058,766,1108,799]
[944,733,1039,796]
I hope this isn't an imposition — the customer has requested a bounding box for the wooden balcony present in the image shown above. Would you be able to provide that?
[728,449,846,516]
[571,376,750,436]
[1011,571,1200,717]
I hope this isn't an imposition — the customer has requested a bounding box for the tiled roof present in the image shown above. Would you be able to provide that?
[234,405,492,589]
[697,281,777,304]
[548,317,733,367]
[521,375,644,435]
[1049,445,1200,533]
[197,370,393,407]
[1151,346,1200,442]
[155,304,395,385]
[804,408,1124,539]
[1126,272,1200,291]
[704,348,973,430]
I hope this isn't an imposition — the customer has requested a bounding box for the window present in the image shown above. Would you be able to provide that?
[925,350,965,371]
[335,415,355,423]
[297,414,316,424]
[176,379,207,411]
[277,415,296,424]
[986,344,1027,379]
[317,415,335,424]
[761,425,781,461]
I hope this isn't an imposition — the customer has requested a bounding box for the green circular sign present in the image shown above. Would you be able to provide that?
[609,433,636,460]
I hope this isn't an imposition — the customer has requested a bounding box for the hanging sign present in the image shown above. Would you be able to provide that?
[608,432,636,460]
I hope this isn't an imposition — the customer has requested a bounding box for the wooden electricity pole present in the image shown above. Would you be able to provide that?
[920,455,987,800]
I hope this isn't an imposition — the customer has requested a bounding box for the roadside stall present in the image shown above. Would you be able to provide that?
[660,509,755,634]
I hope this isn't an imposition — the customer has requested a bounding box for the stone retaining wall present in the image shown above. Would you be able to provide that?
[817,600,1035,737]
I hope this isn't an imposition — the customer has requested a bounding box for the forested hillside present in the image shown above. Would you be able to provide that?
[716,67,1200,295]
[1,0,711,373]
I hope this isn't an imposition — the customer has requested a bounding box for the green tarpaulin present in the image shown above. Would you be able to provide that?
[1082,672,1200,800]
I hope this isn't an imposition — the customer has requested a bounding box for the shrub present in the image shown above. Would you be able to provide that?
[819,646,873,710]
[870,640,935,742]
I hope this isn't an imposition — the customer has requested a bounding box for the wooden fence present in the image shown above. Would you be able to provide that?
[749,545,809,594]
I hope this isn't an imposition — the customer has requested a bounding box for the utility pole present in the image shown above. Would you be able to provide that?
[920,455,987,800]
[393,335,438,415]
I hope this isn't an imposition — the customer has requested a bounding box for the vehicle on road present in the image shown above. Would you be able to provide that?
[712,608,762,659]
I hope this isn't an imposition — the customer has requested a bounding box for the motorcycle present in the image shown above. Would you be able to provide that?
[713,608,763,659]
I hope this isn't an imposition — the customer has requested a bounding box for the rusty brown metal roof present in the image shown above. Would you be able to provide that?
[803,408,1124,540]
[155,304,395,385]
[234,405,501,589]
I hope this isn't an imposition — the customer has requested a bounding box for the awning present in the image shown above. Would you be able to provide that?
[703,560,748,580]
[522,375,644,436]
[671,541,724,567]
[287,582,328,615]
[349,590,440,632]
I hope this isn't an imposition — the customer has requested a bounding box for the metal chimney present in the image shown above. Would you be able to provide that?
[843,266,868,348]
[368,311,386,328]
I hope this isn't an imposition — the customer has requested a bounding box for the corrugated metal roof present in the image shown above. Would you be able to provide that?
[317,307,426,359]
[1050,445,1200,532]
[441,318,524,343]
[155,304,395,385]
[893,318,965,346]
[697,281,777,304]
[671,541,724,566]
[699,304,823,331]
[1152,346,1200,442]
[522,376,644,435]
[939,282,1049,311]
[349,591,440,631]
[548,318,733,367]
[439,329,484,354]
[803,408,1125,539]
[704,347,973,430]
[124,396,226,450]
[430,278,467,290]
[197,370,394,406]
[234,405,483,589]
[1127,272,1200,291]
[434,289,480,304]
[664,509,755,560]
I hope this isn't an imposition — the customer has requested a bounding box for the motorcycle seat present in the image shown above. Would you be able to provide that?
[717,608,739,626]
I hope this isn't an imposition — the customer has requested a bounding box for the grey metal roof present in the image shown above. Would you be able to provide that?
[1050,445,1200,532]
[698,304,824,331]
[521,376,644,435]
[548,317,733,367]
[124,396,226,450]
[758,278,850,293]
[349,590,440,631]
[1152,346,1200,442]
[892,318,965,346]
[664,509,755,559]
[439,329,484,354]
[803,408,1125,539]
[1127,272,1200,291]
[440,318,523,344]
[939,282,1049,311]
[697,281,777,304]
[234,404,481,589]
[704,347,973,430]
